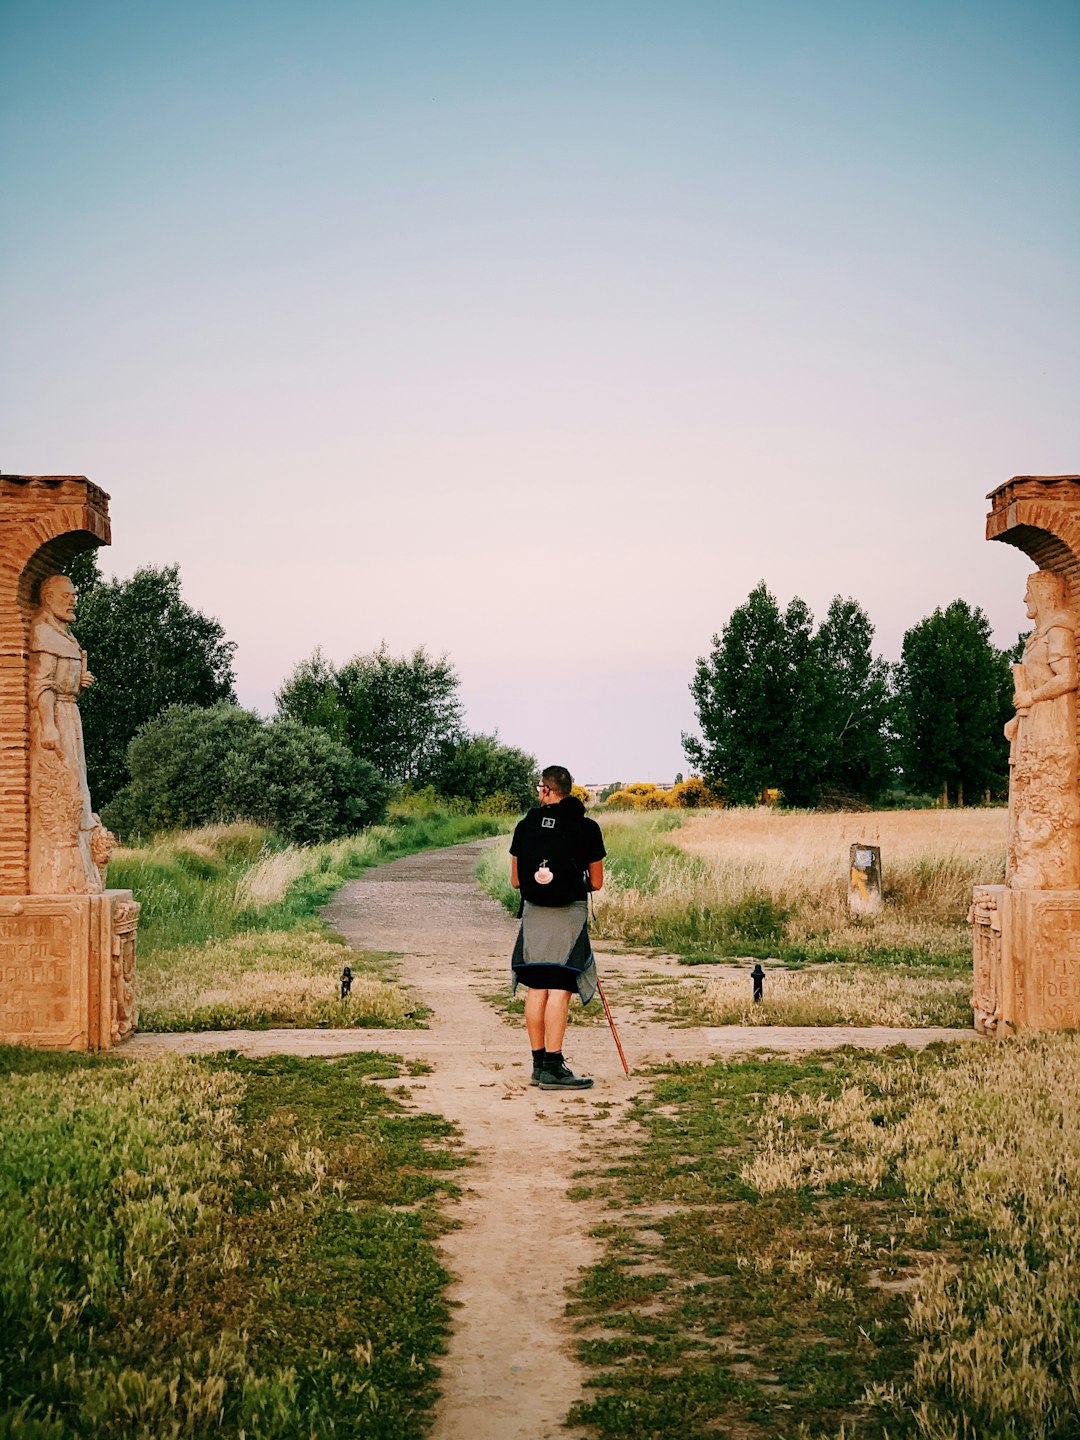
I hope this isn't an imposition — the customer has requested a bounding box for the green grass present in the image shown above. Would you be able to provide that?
[568,1040,1080,1439]
[113,812,513,1031]
[0,1044,466,1439]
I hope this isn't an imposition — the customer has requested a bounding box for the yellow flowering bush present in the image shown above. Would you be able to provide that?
[668,777,722,808]
[604,783,673,810]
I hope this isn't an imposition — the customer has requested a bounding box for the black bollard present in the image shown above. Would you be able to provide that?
[340,965,353,1000]
[751,963,765,1003]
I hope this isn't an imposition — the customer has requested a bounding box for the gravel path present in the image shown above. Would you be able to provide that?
[124,840,975,1440]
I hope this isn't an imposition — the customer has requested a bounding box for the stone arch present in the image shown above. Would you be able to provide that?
[0,476,111,892]
[987,477,1080,757]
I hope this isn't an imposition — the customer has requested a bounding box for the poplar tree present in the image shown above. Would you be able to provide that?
[683,582,814,805]
[684,586,894,807]
[893,600,1012,804]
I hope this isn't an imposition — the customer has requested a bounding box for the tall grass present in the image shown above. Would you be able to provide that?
[743,1035,1080,1436]
[113,811,513,1031]
[481,808,1004,966]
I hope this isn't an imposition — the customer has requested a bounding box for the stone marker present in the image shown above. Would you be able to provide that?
[972,474,1080,1034]
[848,843,882,916]
[1,474,139,1050]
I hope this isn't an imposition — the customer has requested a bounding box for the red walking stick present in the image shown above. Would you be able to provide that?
[596,976,630,1076]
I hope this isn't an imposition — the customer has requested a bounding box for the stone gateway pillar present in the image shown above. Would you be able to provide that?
[0,474,139,1050]
[972,474,1080,1035]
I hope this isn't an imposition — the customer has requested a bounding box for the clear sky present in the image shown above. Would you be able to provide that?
[2,0,1077,781]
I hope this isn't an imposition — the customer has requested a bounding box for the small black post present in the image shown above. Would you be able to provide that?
[751,963,765,1003]
[340,965,353,1000]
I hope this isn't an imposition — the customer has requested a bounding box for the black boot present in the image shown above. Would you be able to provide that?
[530,1048,546,1087]
[538,1051,594,1090]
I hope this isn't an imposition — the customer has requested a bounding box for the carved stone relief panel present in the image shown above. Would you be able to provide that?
[0,896,90,1049]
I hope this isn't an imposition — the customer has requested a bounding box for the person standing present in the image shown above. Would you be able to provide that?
[510,766,606,1090]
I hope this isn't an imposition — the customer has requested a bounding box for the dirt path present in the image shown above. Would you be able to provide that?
[126,841,975,1440]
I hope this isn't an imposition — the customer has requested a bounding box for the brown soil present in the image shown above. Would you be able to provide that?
[125,840,974,1440]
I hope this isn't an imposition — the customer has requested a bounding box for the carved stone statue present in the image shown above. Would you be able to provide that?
[1003,570,1080,890]
[28,574,114,894]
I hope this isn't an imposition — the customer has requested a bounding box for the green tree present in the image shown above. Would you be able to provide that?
[423,733,537,811]
[894,600,1012,805]
[276,644,464,785]
[806,596,894,803]
[684,586,895,807]
[683,582,816,805]
[67,560,236,808]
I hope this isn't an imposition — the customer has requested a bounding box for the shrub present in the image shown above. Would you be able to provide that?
[102,702,260,835]
[475,790,521,815]
[571,784,591,804]
[103,705,389,843]
[669,777,722,808]
[604,783,673,810]
[222,718,390,843]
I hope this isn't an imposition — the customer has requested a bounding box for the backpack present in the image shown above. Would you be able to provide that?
[515,804,592,909]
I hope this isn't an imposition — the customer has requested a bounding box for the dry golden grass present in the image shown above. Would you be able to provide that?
[139,929,413,1031]
[674,805,1007,862]
[741,1035,1080,1434]
[588,807,1006,964]
[692,965,971,1027]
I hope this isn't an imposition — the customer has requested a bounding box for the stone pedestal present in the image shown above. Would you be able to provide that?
[971,884,1080,1035]
[0,474,138,1050]
[0,890,138,1050]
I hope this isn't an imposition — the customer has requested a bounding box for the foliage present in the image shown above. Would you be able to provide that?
[598,781,625,802]
[809,595,894,802]
[571,784,591,804]
[103,702,260,835]
[894,600,1013,805]
[421,731,537,811]
[221,716,390,844]
[683,581,814,805]
[685,584,895,807]
[0,1048,465,1439]
[276,644,464,785]
[65,556,236,808]
[103,704,389,844]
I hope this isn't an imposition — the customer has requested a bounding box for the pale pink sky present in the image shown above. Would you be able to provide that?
[2,2,1077,780]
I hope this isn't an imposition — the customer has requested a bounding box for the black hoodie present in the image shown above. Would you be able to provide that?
[510,796,607,907]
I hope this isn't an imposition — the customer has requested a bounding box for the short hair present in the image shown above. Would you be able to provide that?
[542,765,573,797]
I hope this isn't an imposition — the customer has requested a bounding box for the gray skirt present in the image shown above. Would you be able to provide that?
[511,900,598,1005]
